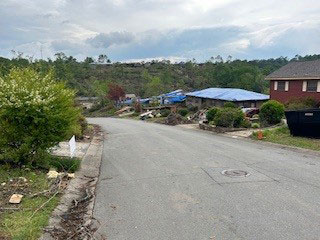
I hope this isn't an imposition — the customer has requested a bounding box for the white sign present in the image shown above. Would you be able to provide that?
[69,135,76,158]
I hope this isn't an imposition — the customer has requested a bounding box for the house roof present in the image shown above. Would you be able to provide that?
[162,89,184,97]
[186,88,269,102]
[266,60,320,80]
[125,94,136,98]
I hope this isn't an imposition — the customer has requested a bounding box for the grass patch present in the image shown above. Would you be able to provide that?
[251,126,320,151]
[49,156,81,173]
[0,166,60,240]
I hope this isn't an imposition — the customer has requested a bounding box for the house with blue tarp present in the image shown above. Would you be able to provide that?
[122,98,150,105]
[186,88,269,109]
[121,89,186,105]
[160,89,186,104]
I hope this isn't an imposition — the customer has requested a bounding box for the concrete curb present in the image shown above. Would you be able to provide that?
[40,133,104,240]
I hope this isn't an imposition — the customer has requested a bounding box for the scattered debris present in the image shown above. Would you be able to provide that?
[115,106,133,115]
[1,182,6,186]
[18,177,27,182]
[9,194,23,204]
[165,113,192,126]
[46,186,100,240]
[119,111,135,117]
[67,173,75,179]
[140,110,154,120]
[47,170,60,179]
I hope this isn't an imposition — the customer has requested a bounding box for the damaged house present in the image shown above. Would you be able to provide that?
[186,88,269,109]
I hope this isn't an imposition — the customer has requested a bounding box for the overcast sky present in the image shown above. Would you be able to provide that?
[1,0,320,62]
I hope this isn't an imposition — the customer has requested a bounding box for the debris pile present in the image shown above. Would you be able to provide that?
[45,185,101,240]
[165,113,192,125]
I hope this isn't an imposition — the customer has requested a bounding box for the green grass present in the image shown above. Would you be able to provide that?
[251,126,320,151]
[0,167,60,240]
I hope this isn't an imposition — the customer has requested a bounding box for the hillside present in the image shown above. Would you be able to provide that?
[1,54,320,98]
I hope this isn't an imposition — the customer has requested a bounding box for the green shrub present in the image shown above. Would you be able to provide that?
[0,68,81,166]
[241,119,251,128]
[259,100,285,125]
[223,102,237,108]
[187,105,198,113]
[187,105,198,112]
[178,108,189,117]
[206,107,219,122]
[214,108,245,128]
[251,123,260,129]
[286,97,318,110]
[160,109,171,117]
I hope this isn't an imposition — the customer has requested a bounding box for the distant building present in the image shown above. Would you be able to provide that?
[186,88,269,109]
[266,60,320,104]
[160,89,186,104]
[124,94,137,101]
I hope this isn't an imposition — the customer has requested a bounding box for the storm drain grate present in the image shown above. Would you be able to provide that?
[221,169,250,178]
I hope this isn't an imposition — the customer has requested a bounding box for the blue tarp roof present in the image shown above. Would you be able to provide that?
[186,88,269,102]
[166,95,186,103]
[122,98,150,105]
[162,89,184,97]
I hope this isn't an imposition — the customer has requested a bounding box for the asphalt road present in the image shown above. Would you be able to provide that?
[88,118,320,240]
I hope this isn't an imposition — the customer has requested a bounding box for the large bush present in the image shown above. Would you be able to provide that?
[286,97,318,110]
[178,108,189,117]
[223,102,237,108]
[206,107,219,122]
[0,68,81,166]
[160,109,171,117]
[214,108,245,128]
[259,100,284,125]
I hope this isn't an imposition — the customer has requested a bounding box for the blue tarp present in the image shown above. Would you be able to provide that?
[165,95,186,104]
[121,98,150,105]
[186,88,269,102]
[163,89,184,97]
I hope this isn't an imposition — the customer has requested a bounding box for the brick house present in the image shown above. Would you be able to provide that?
[265,60,320,104]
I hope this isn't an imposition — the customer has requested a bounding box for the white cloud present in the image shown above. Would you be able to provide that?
[1,0,320,61]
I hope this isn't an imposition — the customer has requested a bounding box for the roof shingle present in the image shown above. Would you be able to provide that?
[266,60,320,80]
[186,88,269,102]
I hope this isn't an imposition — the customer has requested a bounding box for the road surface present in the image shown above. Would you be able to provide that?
[88,118,320,240]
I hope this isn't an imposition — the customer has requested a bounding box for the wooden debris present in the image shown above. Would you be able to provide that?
[47,170,60,179]
[9,194,23,204]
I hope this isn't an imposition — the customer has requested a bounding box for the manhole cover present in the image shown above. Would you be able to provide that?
[221,169,250,178]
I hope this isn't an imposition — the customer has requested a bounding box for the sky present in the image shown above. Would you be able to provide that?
[1,0,320,62]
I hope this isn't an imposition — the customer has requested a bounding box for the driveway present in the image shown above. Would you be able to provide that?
[88,118,320,240]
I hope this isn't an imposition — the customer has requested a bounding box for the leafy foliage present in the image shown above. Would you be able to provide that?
[285,97,319,110]
[1,54,320,98]
[259,100,285,125]
[160,109,171,117]
[0,68,80,166]
[178,108,189,117]
[107,83,125,102]
[223,102,237,108]
[206,107,219,122]
[214,108,245,128]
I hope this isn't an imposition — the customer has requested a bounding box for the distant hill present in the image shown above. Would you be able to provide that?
[1,54,320,98]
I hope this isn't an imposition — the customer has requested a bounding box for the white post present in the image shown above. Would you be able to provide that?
[69,135,76,158]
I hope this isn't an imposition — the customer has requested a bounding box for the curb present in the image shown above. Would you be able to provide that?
[40,132,104,240]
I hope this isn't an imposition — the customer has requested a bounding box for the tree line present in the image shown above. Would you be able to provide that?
[1,52,320,98]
